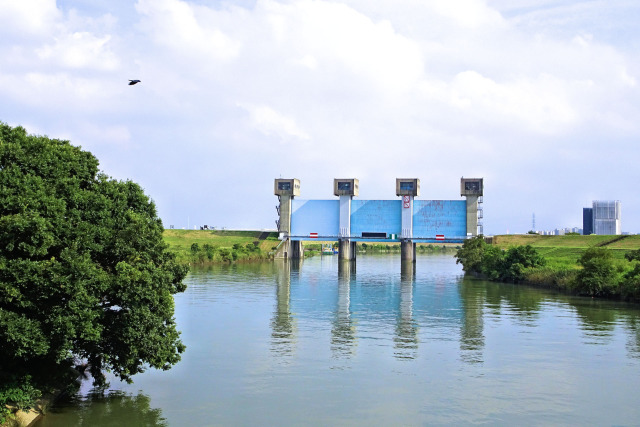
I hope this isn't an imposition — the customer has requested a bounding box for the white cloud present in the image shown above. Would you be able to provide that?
[449,71,578,132]
[2,0,640,233]
[0,0,60,35]
[240,104,310,141]
[36,32,119,70]
[431,0,506,29]
[135,0,241,62]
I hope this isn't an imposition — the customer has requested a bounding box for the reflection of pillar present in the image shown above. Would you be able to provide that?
[271,259,298,356]
[332,261,356,358]
[395,266,418,359]
[459,276,485,364]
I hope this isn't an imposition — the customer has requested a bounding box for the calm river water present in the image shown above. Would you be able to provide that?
[37,254,640,426]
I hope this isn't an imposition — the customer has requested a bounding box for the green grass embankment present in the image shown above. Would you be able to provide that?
[488,235,640,298]
[493,235,640,266]
[163,229,280,264]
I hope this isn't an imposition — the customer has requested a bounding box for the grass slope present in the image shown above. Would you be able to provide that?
[163,229,280,264]
[492,235,640,268]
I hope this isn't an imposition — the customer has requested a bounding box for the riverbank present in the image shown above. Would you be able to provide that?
[458,235,640,302]
[163,230,462,264]
[163,229,280,264]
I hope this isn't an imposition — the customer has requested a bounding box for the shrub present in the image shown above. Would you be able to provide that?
[574,247,619,296]
[455,236,486,273]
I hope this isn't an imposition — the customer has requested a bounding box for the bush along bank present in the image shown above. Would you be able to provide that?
[184,242,270,264]
[455,236,640,302]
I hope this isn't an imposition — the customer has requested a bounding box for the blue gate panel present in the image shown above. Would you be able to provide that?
[413,200,466,239]
[350,200,401,238]
[291,200,339,239]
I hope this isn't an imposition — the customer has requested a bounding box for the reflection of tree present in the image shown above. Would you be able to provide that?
[271,260,297,357]
[395,262,418,360]
[458,277,486,364]
[332,262,357,358]
[42,391,166,427]
[573,301,617,332]
[624,316,640,358]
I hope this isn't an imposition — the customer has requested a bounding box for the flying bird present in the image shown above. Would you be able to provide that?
[128,79,141,85]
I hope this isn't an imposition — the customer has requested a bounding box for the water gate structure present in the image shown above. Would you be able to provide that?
[275,177,483,265]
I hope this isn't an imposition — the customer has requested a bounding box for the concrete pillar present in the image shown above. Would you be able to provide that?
[401,240,416,263]
[397,178,418,268]
[465,195,479,236]
[460,178,483,237]
[334,179,358,263]
[290,240,303,259]
[339,239,356,261]
[274,178,301,259]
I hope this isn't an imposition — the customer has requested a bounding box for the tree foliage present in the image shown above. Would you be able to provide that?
[574,247,618,296]
[455,236,486,274]
[455,236,546,283]
[0,123,188,397]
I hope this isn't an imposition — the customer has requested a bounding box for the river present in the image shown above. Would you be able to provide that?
[36,253,640,426]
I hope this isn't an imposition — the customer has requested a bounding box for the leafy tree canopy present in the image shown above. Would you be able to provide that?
[0,123,188,392]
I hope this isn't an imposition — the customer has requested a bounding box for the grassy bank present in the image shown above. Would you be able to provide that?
[163,229,280,264]
[460,235,640,301]
[492,235,640,262]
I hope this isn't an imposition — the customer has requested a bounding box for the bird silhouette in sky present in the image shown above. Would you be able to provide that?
[128,79,141,85]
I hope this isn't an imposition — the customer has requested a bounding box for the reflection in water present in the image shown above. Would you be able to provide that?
[573,301,618,345]
[395,262,418,359]
[271,260,298,357]
[625,316,640,358]
[332,261,357,358]
[37,390,166,427]
[459,278,486,364]
[35,256,640,426]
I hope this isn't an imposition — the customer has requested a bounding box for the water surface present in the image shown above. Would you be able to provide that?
[37,254,640,426]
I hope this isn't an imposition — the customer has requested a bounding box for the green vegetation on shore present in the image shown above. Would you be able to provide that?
[0,123,187,425]
[163,229,279,264]
[456,235,640,302]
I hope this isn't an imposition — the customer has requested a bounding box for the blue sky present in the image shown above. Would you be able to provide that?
[1,0,639,234]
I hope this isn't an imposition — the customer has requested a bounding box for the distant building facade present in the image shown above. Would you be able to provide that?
[582,200,621,235]
[582,208,593,235]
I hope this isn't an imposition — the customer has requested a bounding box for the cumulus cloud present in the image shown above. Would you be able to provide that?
[36,32,119,70]
[135,0,241,62]
[1,0,640,232]
[0,0,60,36]
[240,104,310,141]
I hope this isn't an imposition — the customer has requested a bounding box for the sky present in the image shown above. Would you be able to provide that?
[1,0,639,235]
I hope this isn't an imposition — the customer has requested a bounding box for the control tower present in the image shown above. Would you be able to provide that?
[334,178,359,261]
[274,178,302,259]
[396,178,420,262]
[460,177,483,236]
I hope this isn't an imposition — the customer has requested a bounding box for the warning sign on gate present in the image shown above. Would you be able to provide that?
[403,195,410,208]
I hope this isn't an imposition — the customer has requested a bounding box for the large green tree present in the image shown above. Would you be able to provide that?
[0,123,188,392]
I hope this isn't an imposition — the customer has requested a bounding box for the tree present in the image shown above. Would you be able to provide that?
[0,123,188,397]
[455,236,486,274]
[575,247,618,296]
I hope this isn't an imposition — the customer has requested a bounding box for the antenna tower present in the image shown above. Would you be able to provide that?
[532,213,536,231]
